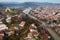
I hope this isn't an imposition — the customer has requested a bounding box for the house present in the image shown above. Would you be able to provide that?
[0,22,8,30]
[19,21,26,27]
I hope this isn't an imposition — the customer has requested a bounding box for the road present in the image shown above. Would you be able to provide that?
[28,14,60,40]
[23,8,60,40]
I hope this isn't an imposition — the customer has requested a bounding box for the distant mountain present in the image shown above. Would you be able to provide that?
[0,2,60,7]
[0,2,20,6]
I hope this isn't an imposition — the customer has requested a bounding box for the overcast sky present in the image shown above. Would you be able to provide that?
[0,0,60,3]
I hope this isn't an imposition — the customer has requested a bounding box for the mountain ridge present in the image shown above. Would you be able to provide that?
[0,2,60,7]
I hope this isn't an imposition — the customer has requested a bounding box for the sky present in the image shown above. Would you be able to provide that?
[0,0,60,3]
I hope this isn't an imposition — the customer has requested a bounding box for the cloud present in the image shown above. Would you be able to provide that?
[0,0,20,2]
[0,0,51,2]
[0,0,60,3]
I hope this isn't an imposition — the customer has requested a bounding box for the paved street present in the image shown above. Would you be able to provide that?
[27,13,60,40]
[23,8,60,40]
[47,28,60,40]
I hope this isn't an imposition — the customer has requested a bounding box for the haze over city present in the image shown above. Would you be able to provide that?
[0,0,60,40]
